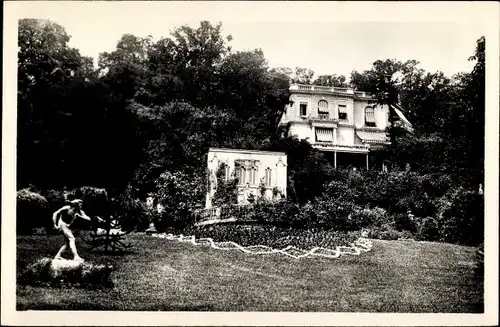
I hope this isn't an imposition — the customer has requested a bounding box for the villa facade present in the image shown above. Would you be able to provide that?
[280,84,413,169]
[205,148,287,208]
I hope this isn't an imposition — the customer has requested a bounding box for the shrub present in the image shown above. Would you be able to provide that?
[42,189,67,213]
[306,182,363,230]
[351,207,390,229]
[436,187,483,246]
[113,186,152,232]
[73,186,110,218]
[19,258,114,289]
[393,212,418,233]
[415,216,440,242]
[154,170,205,231]
[369,223,414,241]
[17,188,48,234]
[212,180,238,207]
[247,193,364,231]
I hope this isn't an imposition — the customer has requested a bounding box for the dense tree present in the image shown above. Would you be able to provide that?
[350,39,485,185]
[312,74,347,87]
[17,18,485,203]
[292,67,315,84]
[18,19,97,189]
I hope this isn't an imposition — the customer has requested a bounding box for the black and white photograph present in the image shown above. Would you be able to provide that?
[2,1,499,326]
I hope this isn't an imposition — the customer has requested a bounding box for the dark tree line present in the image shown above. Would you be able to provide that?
[17,19,484,201]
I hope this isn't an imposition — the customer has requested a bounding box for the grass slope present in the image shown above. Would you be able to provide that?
[16,233,483,312]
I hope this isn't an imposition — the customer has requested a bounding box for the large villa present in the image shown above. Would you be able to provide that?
[204,84,413,207]
[280,83,413,169]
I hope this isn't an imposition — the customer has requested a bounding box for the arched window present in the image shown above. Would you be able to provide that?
[249,167,258,185]
[265,168,272,187]
[365,106,376,127]
[236,166,246,185]
[318,100,329,118]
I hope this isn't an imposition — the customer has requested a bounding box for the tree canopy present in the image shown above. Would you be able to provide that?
[17,18,485,199]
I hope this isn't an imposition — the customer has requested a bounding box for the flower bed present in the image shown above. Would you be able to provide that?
[181,224,359,250]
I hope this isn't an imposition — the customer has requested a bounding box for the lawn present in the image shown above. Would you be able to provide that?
[16,233,483,312]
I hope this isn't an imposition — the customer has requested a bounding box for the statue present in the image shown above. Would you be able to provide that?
[52,199,103,262]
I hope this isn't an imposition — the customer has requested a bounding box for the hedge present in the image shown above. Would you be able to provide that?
[17,188,48,234]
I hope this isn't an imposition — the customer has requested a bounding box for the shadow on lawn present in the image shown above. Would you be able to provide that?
[17,302,216,311]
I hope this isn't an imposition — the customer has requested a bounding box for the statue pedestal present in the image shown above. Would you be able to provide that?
[50,258,85,277]
[21,257,114,289]
[145,222,157,234]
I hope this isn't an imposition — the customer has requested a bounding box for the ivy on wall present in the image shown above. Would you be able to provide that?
[212,163,238,207]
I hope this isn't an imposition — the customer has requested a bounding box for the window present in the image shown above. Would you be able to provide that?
[300,102,308,117]
[265,168,272,187]
[236,166,246,185]
[315,128,334,143]
[318,100,329,119]
[365,106,376,127]
[338,104,347,120]
[249,167,257,185]
[318,100,329,113]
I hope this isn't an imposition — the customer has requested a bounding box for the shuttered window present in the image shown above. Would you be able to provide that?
[315,128,334,142]
[318,100,329,113]
[365,106,376,126]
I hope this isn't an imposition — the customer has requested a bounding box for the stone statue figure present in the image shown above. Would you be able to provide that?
[52,199,103,262]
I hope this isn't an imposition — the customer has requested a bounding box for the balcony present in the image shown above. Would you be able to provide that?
[290,84,355,95]
[308,114,338,127]
[312,142,370,153]
[354,91,372,99]
[309,113,337,122]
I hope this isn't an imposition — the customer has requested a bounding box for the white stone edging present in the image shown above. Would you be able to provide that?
[150,233,373,259]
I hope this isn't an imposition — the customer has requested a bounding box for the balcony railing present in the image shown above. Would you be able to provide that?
[309,114,337,122]
[312,142,370,150]
[354,91,372,98]
[290,84,354,94]
[194,204,254,224]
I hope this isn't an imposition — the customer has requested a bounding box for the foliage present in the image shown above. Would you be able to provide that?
[263,135,335,204]
[435,187,484,246]
[19,257,114,289]
[73,186,110,218]
[349,39,484,184]
[113,186,153,232]
[312,169,483,244]
[16,18,485,247]
[212,163,238,207]
[312,74,348,87]
[415,217,440,242]
[17,188,49,234]
[42,189,67,212]
[368,224,414,241]
[154,170,205,231]
[351,207,391,228]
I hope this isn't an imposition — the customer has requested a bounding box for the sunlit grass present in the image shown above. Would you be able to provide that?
[16,233,483,312]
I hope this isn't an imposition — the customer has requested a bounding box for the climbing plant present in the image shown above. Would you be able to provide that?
[212,163,238,207]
